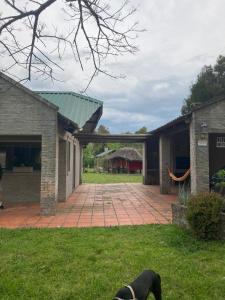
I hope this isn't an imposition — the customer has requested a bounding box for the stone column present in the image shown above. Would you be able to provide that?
[79,144,83,185]
[40,133,58,215]
[58,139,67,202]
[190,115,209,194]
[142,141,148,184]
[159,134,171,194]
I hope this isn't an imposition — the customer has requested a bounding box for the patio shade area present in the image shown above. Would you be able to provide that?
[0,184,176,228]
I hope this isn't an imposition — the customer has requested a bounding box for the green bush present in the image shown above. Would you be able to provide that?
[216,169,225,179]
[214,181,225,196]
[211,168,225,188]
[186,192,223,240]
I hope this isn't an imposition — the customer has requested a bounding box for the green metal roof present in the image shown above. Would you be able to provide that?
[36,91,103,129]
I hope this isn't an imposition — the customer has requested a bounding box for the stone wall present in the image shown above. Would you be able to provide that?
[171,203,189,229]
[58,139,67,202]
[58,125,81,202]
[190,100,225,194]
[2,172,41,202]
[0,76,58,215]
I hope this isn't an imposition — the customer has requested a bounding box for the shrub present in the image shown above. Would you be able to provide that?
[211,168,225,186]
[214,181,225,196]
[186,192,223,240]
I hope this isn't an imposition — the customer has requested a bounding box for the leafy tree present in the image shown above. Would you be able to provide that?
[92,125,110,155]
[181,55,225,114]
[0,0,140,88]
[83,143,94,168]
[96,125,110,135]
[135,126,147,134]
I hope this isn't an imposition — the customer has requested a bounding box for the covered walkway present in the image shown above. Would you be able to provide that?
[0,184,176,228]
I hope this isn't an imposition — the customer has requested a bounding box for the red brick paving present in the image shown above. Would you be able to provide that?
[0,184,176,228]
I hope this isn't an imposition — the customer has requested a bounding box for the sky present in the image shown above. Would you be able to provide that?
[3,0,225,133]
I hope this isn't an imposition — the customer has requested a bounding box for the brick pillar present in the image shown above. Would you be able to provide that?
[142,141,148,184]
[190,115,209,194]
[79,144,83,185]
[40,133,58,215]
[159,134,171,194]
[58,139,67,202]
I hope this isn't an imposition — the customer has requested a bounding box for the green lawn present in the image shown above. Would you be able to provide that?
[82,171,142,183]
[0,225,225,299]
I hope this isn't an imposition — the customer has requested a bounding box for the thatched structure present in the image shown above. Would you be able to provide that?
[107,147,142,161]
[107,147,142,173]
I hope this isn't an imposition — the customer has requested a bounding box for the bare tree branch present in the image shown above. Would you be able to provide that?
[0,0,143,88]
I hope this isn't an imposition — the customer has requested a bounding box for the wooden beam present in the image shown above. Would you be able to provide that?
[74,133,151,143]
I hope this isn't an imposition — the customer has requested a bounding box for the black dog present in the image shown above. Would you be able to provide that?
[113,269,162,300]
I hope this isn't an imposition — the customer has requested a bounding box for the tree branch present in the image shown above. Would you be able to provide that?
[0,0,142,89]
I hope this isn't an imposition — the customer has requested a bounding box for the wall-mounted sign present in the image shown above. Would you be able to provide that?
[198,139,208,147]
[216,136,225,148]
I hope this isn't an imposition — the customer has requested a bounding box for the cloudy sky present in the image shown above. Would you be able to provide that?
[10,0,225,133]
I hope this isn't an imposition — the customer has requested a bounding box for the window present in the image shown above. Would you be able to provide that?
[0,145,41,170]
[216,136,225,148]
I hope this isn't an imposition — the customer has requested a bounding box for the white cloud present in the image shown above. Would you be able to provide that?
[101,107,164,133]
[152,83,170,92]
[3,0,225,132]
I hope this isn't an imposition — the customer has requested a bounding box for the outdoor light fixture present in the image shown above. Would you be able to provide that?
[200,121,207,128]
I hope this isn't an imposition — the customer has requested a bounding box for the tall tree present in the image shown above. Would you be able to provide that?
[0,0,140,88]
[93,124,110,155]
[135,126,147,134]
[181,55,225,115]
[96,125,110,135]
[83,143,94,168]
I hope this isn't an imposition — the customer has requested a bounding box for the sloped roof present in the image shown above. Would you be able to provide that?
[107,147,142,161]
[96,149,115,158]
[37,91,103,129]
[150,114,190,134]
[150,95,225,135]
[0,72,58,111]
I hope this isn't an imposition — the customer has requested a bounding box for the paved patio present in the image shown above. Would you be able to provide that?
[0,184,176,228]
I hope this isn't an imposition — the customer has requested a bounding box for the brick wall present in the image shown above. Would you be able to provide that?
[190,100,225,194]
[2,172,41,202]
[0,76,58,215]
[58,123,81,202]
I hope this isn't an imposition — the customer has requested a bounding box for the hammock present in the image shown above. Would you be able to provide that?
[168,168,190,182]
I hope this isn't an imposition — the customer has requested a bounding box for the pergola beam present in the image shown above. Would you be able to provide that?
[73,133,151,143]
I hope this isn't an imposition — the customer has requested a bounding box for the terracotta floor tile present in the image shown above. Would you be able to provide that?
[0,184,176,228]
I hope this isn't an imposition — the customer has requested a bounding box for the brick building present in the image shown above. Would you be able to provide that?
[0,72,102,215]
[1,72,225,216]
[144,97,225,195]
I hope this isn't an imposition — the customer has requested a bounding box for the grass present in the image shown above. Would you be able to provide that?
[82,171,142,184]
[0,225,225,299]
